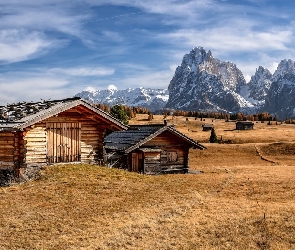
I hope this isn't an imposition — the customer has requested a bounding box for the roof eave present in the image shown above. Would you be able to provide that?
[11,98,127,131]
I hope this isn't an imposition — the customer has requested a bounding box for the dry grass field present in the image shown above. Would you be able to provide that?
[0,114,295,249]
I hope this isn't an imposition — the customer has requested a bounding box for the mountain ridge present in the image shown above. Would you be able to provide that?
[75,47,295,119]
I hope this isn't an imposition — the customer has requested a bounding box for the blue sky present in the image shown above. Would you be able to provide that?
[0,0,294,105]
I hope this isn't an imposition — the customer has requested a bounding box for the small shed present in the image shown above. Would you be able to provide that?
[236,121,254,130]
[0,97,127,177]
[104,124,206,174]
[202,124,213,131]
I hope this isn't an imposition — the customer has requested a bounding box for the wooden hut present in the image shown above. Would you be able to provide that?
[202,124,213,131]
[0,97,127,176]
[236,121,254,130]
[104,124,206,174]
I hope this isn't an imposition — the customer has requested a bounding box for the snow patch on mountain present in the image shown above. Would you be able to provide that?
[75,85,169,112]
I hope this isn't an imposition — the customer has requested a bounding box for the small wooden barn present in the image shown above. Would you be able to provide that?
[104,124,206,174]
[0,97,127,176]
[236,121,254,130]
[202,124,213,131]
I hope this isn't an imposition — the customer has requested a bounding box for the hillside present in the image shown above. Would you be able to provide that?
[1,116,295,249]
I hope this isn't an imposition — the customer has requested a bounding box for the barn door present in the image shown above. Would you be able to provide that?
[131,152,143,172]
[47,123,81,164]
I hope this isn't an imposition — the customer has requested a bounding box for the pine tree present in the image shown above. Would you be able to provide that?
[110,104,129,125]
[209,128,218,143]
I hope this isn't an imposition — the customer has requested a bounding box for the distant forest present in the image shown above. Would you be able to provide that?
[94,103,295,124]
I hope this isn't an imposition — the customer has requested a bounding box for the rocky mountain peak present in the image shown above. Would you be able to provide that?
[247,66,272,101]
[273,59,295,81]
[166,47,249,112]
[263,59,295,119]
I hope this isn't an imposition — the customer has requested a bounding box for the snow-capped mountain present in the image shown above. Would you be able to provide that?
[238,66,273,113]
[166,47,255,112]
[264,59,295,119]
[74,47,295,119]
[247,66,272,101]
[75,85,169,112]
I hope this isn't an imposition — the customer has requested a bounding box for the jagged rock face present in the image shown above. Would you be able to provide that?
[264,59,295,119]
[248,66,272,101]
[75,86,169,112]
[166,47,250,112]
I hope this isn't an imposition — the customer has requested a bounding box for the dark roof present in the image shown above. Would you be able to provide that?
[104,124,206,153]
[0,97,127,131]
[236,121,254,125]
[202,124,214,127]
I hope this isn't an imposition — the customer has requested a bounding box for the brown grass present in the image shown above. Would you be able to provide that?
[1,115,295,249]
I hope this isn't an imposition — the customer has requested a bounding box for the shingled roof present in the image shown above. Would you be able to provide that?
[104,124,206,153]
[0,97,128,131]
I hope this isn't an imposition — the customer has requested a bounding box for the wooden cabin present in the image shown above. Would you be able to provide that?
[0,97,127,177]
[236,121,254,130]
[202,124,213,131]
[104,125,206,174]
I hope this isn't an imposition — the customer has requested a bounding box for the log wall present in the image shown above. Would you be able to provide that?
[21,107,107,167]
[0,132,15,170]
[143,152,161,174]
[141,131,190,173]
[23,120,105,166]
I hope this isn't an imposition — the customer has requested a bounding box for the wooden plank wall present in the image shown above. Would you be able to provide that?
[23,121,104,165]
[143,152,161,174]
[0,132,15,169]
[142,131,190,172]
[46,123,81,163]
[25,123,47,166]
[80,121,103,164]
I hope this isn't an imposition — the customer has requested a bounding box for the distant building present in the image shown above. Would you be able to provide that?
[202,124,214,131]
[236,121,254,130]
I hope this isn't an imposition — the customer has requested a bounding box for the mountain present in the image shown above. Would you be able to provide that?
[74,47,295,119]
[238,66,273,113]
[263,59,295,119]
[247,66,272,101]
[75,85,169,112]
[165,47,295,118]
[165,47,256,112]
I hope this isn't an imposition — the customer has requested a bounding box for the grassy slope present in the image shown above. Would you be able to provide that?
[1,115,295,249]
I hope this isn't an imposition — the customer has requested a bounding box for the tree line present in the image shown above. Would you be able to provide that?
[94,103,295,124]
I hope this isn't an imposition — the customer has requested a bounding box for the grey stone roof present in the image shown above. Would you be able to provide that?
[236,121,254,125]
[104,124,206,153]
[202,124,214,127]
[0,97,127,131]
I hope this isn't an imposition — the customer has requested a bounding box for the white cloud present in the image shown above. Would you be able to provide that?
[49,67,115,76]
[161,27,293,53]
[0,78,71,105]
[0,29,64,62]
[116,69,173,89]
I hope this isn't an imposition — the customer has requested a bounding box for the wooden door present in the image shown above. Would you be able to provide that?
[47,123,81,164]
[131,152,143,172]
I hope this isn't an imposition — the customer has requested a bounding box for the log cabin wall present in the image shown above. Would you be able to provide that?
[142,151,161,174]
[0,132,16,170]
[21,106,107,167]
[24,123,47,167]
[141,131,190,173]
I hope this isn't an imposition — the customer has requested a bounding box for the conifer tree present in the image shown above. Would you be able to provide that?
[110,104,129,125]
[209,128,218,143]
